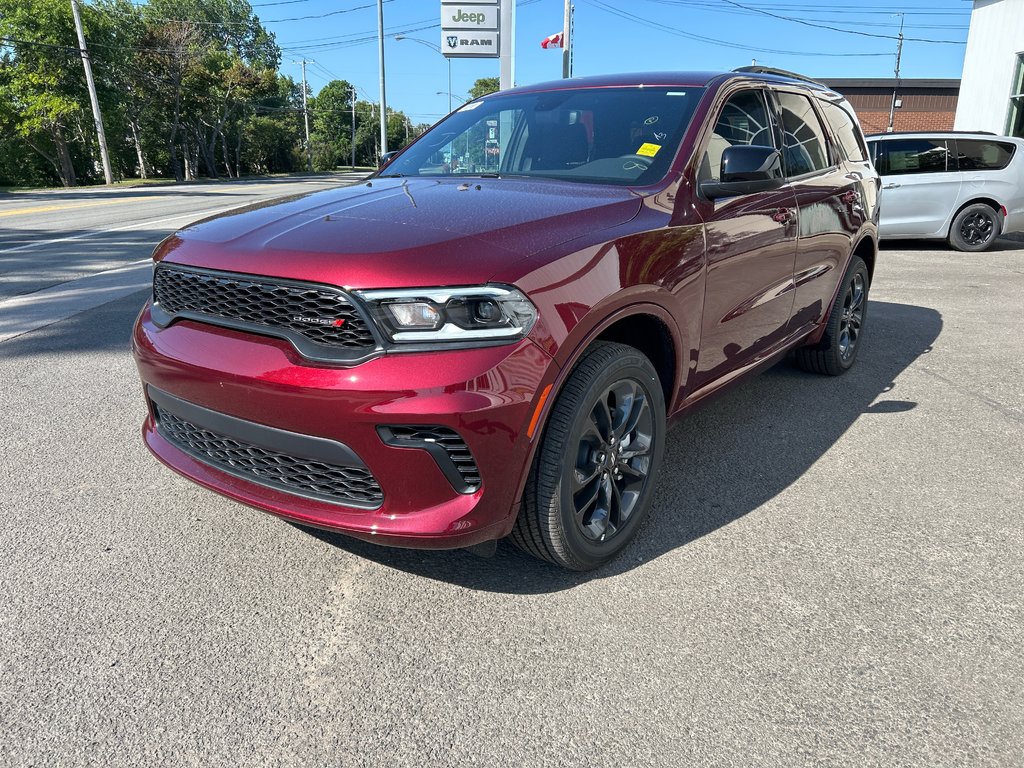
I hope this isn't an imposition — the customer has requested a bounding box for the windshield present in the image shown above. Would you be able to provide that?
[382,86,705,186]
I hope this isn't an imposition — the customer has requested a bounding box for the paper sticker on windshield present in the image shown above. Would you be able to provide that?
[459,101,483,111]
[637,143,661,157]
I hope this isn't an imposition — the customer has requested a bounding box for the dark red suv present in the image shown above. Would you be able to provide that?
[133,68,879,570]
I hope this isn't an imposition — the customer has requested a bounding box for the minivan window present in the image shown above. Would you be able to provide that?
[382,86,705,186]
[775,91,830,176]
[955,139,1016,171]
[819,100,867,162]
[873,138,952,175]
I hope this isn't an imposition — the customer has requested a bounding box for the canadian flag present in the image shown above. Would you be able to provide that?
[541,32,563,49]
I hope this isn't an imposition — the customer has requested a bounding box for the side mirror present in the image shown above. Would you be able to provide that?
[701,145,784,199]
[378,151,399,168]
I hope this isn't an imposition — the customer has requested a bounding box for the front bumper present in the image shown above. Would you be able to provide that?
[132,303,555,549]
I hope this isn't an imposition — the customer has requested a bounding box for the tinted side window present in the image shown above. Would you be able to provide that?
[699,89,773,182]
[819,100,867,162]
[955,139,1016,170]
[874,139,951,175]
[715,90,774,146]
[775,92,830,176]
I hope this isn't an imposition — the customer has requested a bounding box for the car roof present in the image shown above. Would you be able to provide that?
[500,70,829,96]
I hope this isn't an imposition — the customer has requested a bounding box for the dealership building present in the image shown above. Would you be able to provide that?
[954,0,1024,136]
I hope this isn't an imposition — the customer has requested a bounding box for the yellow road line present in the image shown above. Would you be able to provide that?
[0,198,161,218]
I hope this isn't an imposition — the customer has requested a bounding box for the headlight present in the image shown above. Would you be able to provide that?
[356,285,538,344]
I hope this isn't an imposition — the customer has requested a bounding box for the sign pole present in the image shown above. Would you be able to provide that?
[377,0,388,156]
[562,0,571,79]
[499,0,514,90]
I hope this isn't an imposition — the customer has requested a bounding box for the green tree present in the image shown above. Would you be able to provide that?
[0,0,95,186]
[310,79,355,171]
[468,77,499,101]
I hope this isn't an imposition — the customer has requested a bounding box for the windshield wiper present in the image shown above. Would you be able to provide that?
[376,173,405,178]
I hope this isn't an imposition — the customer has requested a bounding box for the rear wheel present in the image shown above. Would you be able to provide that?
[949,203,1000,252]
[795,256,869,376]
[511,342,666,570]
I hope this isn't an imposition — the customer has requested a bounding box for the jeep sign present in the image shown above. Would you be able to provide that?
[444,5,499,29]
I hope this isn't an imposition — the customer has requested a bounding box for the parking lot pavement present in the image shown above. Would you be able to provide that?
[0,234,1022,765]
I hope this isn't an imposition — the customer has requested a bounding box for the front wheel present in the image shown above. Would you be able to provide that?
[795,256,869,376]
[511,342,666,570]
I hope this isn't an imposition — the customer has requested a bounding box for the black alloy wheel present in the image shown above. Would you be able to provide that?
[795,255,870,376]
[837,271,866,364]
[949,203,1001,252]
[511,342,666,570]
[572,378,655,543]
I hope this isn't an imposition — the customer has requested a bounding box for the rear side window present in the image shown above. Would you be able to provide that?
[874,138,952,175]
[775,92,830,176]
[955,139,1016,170]
[819,100,867,162]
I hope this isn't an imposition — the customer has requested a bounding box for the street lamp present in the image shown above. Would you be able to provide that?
[394,35,452,115]
[439,92,467,105]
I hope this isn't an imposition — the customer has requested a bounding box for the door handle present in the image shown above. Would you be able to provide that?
[771,208,793,224]
[883,183,901,190]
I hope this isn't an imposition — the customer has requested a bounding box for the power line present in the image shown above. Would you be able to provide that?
[98,0,390,28]
[718,0,966,45]
[582,0,892,57]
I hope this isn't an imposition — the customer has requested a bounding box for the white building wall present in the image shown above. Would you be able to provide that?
[954,0,1024,133]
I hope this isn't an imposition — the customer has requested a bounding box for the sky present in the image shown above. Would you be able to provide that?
[262,0,973,126]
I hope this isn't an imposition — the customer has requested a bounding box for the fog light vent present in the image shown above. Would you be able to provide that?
[378,426,481,493]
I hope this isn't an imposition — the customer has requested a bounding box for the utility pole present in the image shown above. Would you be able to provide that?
[887,14,905,133]
[70,0,113,184]
[299,59,313,171]
[377,0,388,157]
[351,86,357,170]
[562,0,572,79]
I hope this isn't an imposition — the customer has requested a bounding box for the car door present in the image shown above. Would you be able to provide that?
[772,90,869,331]
[694,87,798,388]
[870,137,961,237]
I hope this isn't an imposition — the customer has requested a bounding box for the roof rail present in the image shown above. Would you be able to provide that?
[865,130,998,137]
[732,66,827,88]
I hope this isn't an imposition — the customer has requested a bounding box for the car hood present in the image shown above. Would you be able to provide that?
[156,177,643,289]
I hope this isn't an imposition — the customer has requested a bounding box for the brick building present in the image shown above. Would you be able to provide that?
[818,78,960,135]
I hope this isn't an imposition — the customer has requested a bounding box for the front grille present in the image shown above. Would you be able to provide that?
[153,264,376,351]
[381,426,481,492]
[156,405,384,508]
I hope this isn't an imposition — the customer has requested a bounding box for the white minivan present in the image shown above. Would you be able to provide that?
[865,131,1024,251]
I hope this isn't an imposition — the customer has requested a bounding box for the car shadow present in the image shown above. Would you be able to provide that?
[302,299,942,593]
[4,291,938,592]
[880,237,1023,253]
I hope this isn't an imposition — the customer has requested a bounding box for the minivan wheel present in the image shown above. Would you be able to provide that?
[795,256,869,376]
[949,203,1001,252]
[511,342,666,571]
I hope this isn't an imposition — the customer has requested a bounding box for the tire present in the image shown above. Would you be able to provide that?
[949,203,1001,252]
[510,342,666,570]
[795,256,869,376]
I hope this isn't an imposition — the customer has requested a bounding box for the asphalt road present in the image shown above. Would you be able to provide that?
[1,182,1022,766]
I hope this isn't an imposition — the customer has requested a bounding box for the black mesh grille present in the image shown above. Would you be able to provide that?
[153,265,376,350]
[156,406,383,508]
[384,426,481,491]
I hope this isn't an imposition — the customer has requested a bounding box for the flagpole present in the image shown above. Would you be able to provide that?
[562,0,571,79]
